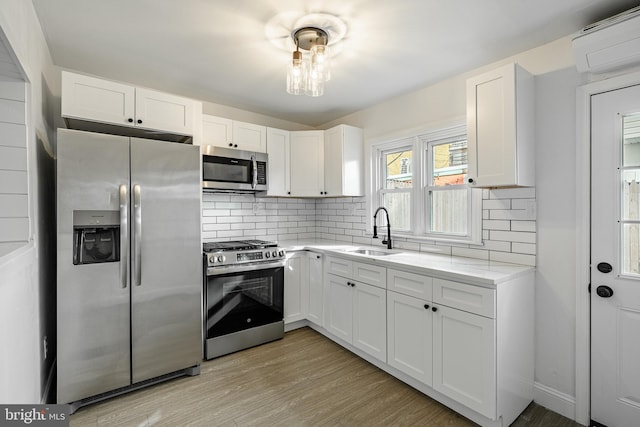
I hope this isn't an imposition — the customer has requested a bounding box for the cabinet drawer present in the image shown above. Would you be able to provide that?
[433,279,495,318]
[353,262,387,289]
[387,269,432,300]
[325,256,353,278]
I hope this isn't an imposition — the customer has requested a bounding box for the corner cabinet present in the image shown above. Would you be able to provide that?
[201,114,266,153]
[324,125,364,197]
[61,71,198,137]
[290,130,325,197]
[466,63,534,187]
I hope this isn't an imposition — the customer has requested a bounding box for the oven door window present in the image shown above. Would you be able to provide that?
[205,267,284,338]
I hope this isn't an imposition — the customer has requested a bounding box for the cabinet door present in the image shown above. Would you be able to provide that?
[61,71,135,127]
[387,291,432,385]
[466,63,534,187]
[433,305,496,419]
[307,252,324,326]
[290,131,324,197]
[232,121,267,153]
[284,252,308,324]
[325,274,352,342]
[202,115,233,148]
[266,127,290,196]
[324,125,364,197]
[135,88,195,136]
[352,281,387,362]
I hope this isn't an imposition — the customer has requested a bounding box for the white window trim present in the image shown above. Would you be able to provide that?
[368,122,482,245]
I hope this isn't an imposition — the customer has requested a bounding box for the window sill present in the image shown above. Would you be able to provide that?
[366,232,483,247]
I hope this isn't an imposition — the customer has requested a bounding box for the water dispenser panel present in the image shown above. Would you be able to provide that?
[72,210,120,265]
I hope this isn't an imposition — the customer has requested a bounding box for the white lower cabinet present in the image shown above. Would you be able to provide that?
[387,291,433,385]
[433,305,496,419]
[307,252,324,326]
[284,252,308,324]
[309,253,532,426]
[326,272,387,362]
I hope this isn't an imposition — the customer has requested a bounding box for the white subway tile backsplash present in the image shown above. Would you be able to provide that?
[201,188,537,265]
[490,230,536,244]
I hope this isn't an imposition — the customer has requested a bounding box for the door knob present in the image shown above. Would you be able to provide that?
[596,285,614,298]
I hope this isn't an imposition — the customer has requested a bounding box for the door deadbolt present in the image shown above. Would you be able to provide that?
[596,285,614,298]
[597,262,613,273]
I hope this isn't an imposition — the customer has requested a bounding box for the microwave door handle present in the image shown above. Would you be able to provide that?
[251,155,257,189]
[133,184,142,286]
[119,184,128,289]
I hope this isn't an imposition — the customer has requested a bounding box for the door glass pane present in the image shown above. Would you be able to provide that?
[431,140,468,187]
[429,189,468,234]
[623,113,640,167]
[384,149,413,189]
[623,223,640,276]
[623,170,640,221]
[382,192,410,231]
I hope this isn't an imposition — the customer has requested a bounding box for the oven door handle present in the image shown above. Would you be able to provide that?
[207,260,285,276]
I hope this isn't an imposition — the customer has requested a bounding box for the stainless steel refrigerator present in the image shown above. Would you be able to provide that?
[56,128,202,408]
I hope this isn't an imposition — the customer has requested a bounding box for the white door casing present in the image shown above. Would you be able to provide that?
[591,84,640,427]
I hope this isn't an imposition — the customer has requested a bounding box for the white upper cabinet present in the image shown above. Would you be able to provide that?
[201,115,232,147]
[201,114,266,152]
[324,124,364,197]
[290,130,325,197]
[61,71,198,136]
[266,127,290,196]
[466,63,534,187]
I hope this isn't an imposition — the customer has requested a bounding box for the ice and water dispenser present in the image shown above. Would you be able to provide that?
[72,210,120,265]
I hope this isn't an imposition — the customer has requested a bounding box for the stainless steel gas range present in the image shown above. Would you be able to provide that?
[203,240,286,359]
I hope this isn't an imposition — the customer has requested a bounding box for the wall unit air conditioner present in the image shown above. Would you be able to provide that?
[572,6,640,73]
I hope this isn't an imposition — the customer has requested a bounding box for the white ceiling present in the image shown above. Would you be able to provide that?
[32,0,639,127]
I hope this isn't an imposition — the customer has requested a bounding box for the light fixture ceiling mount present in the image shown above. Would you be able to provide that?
[277,13,346,97]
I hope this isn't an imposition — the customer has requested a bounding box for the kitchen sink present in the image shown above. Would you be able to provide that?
[348,249,394,256]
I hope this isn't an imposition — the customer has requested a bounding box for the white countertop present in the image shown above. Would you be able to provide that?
[279,239,534,287]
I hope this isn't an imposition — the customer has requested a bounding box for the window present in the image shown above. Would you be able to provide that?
[371,124,481,243]
[380,146,413,231]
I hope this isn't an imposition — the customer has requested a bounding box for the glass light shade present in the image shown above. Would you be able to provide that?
[310,44,331,82]
[286,51,307,95]
[305,65,325,97]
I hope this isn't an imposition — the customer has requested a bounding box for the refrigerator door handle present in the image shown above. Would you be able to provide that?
[133,184,142,286]
[119,184,128,289]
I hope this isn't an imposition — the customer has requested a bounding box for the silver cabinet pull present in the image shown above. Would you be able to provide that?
[119,184,128,289]
[133,184,142,286]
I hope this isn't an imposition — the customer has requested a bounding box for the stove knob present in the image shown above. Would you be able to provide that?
[217,255,225,263]
[279,250,285,257]
[272,251,278,258]
[209,255,216,263]
[265,251,270,258]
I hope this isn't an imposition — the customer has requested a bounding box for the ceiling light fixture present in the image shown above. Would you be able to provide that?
[287,26,331,97]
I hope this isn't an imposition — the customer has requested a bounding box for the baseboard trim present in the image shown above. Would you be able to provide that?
[533,381,576,422]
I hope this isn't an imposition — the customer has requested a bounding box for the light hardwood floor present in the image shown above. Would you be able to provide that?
[70,327,580,426]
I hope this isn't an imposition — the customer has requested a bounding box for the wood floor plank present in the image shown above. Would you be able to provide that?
[69,327,578,427]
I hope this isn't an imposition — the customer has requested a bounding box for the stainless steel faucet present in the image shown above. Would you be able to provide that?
[373,207,392,249]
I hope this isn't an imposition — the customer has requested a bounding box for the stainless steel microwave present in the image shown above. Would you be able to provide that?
[202,146,268,192]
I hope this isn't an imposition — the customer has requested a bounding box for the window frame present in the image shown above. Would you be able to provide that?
[369,123,482,244]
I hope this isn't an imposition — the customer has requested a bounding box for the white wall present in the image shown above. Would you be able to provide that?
[0,0,58,404]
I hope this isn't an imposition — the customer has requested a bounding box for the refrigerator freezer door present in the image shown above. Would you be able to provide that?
[130,138,202,383]
[57,129,131,403]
